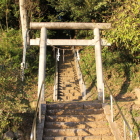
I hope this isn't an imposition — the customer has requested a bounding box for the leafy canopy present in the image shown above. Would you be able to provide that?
[106,0,140,58]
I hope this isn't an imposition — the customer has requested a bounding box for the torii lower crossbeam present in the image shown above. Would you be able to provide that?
[30,39,111,46]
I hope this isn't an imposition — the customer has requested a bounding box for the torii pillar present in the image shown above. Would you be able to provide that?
[94,28,104,101]
[38,27,47,101]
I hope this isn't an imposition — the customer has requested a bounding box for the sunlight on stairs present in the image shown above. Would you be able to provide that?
[43,101,114,140]
[42,49,114,140]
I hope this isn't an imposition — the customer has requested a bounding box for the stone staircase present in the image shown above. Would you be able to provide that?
[42,49,114,140]
[58,50,82,101]
[43,101,114,140]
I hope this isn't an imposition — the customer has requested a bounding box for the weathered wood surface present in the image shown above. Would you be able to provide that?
[30,22,111,30]
[30,39,111,46]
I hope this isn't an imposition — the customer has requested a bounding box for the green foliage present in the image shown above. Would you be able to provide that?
[79,46,97,96]
[0,69,27,136]
[46,50,55,83]
[106,0,140,61]
[0,0,139,138]
[0,29,29,137]
[132,109,140,117]
[47,0,113,22]
[25,46,39,74]
[0,0,47,29]
[0,29,22,68]
[0,0,19,29]
[45,0,127,39]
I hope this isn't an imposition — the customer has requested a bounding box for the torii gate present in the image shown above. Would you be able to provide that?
[29,22,111,102]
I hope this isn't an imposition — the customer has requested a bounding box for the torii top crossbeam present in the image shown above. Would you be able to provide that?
[30,22,111,30]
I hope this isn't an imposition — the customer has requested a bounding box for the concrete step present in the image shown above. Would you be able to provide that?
[59,71,75,74]
[46,114,106,122]
[59,66,72,68]
[58,88,79,91]
[58,91,81,95]
[59,81,79,85]
[58,83,79,87]
[44,128,112,137]
[58,87,80,91]
[43,135,114,140]
[58,70,75,72]
[59,76,75,79]
[58,92,81,99]
[58,73,75,76]
[58,85,78,88]
[46,102,102,110]
[47,102,83,110]
[58,78,75,81]
[58,96,82,101]
[45,121,109,129]
[59,62,71,65]
[58,85,79,88]
[58,93,81,97]
[59,67,73,69]
[58,72,75,75]
[61,82,79,85]
[59,72,75,75]
[46,108,103,115]
[58,89,81,93]
[58,84,79,87]
[60,80,78,84]
[59,65,72,68]
[60,84,76,87]
[58,75,74,78]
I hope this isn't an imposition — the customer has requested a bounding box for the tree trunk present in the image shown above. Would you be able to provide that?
[19,0,28,45]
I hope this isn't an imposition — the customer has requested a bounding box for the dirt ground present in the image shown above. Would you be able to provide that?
[113,91,140,140]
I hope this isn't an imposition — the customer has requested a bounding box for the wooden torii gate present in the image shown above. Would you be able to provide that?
[29,22,111,102]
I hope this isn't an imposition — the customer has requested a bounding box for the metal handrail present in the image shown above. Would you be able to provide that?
[104,80,133,140]
[73,48,86,100]
[30,80,44,140]
[21,29,30,81]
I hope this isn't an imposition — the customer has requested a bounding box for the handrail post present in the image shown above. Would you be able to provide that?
[34,122,36,140]
[94,28,104,101]
[105,81,133,140]
[110,95,113,122]
[103,83,105,103]
[38,27,47,101]
[124,120,126,140]
[21,29,28,81]
[39,102,41,123]
[130,131,133,140]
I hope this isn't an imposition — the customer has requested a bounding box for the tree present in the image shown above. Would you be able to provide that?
[106,0,140,61]
[0,0,19,30]
[19,0,28,44]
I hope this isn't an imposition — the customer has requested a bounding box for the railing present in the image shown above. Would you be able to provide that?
[73,48,86,100]
[30,81,44,140]
[104,81,133,140]
[21,29,30,81]
[53,51,58,101]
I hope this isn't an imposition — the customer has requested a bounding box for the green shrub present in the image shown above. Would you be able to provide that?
[106,0,140,62]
